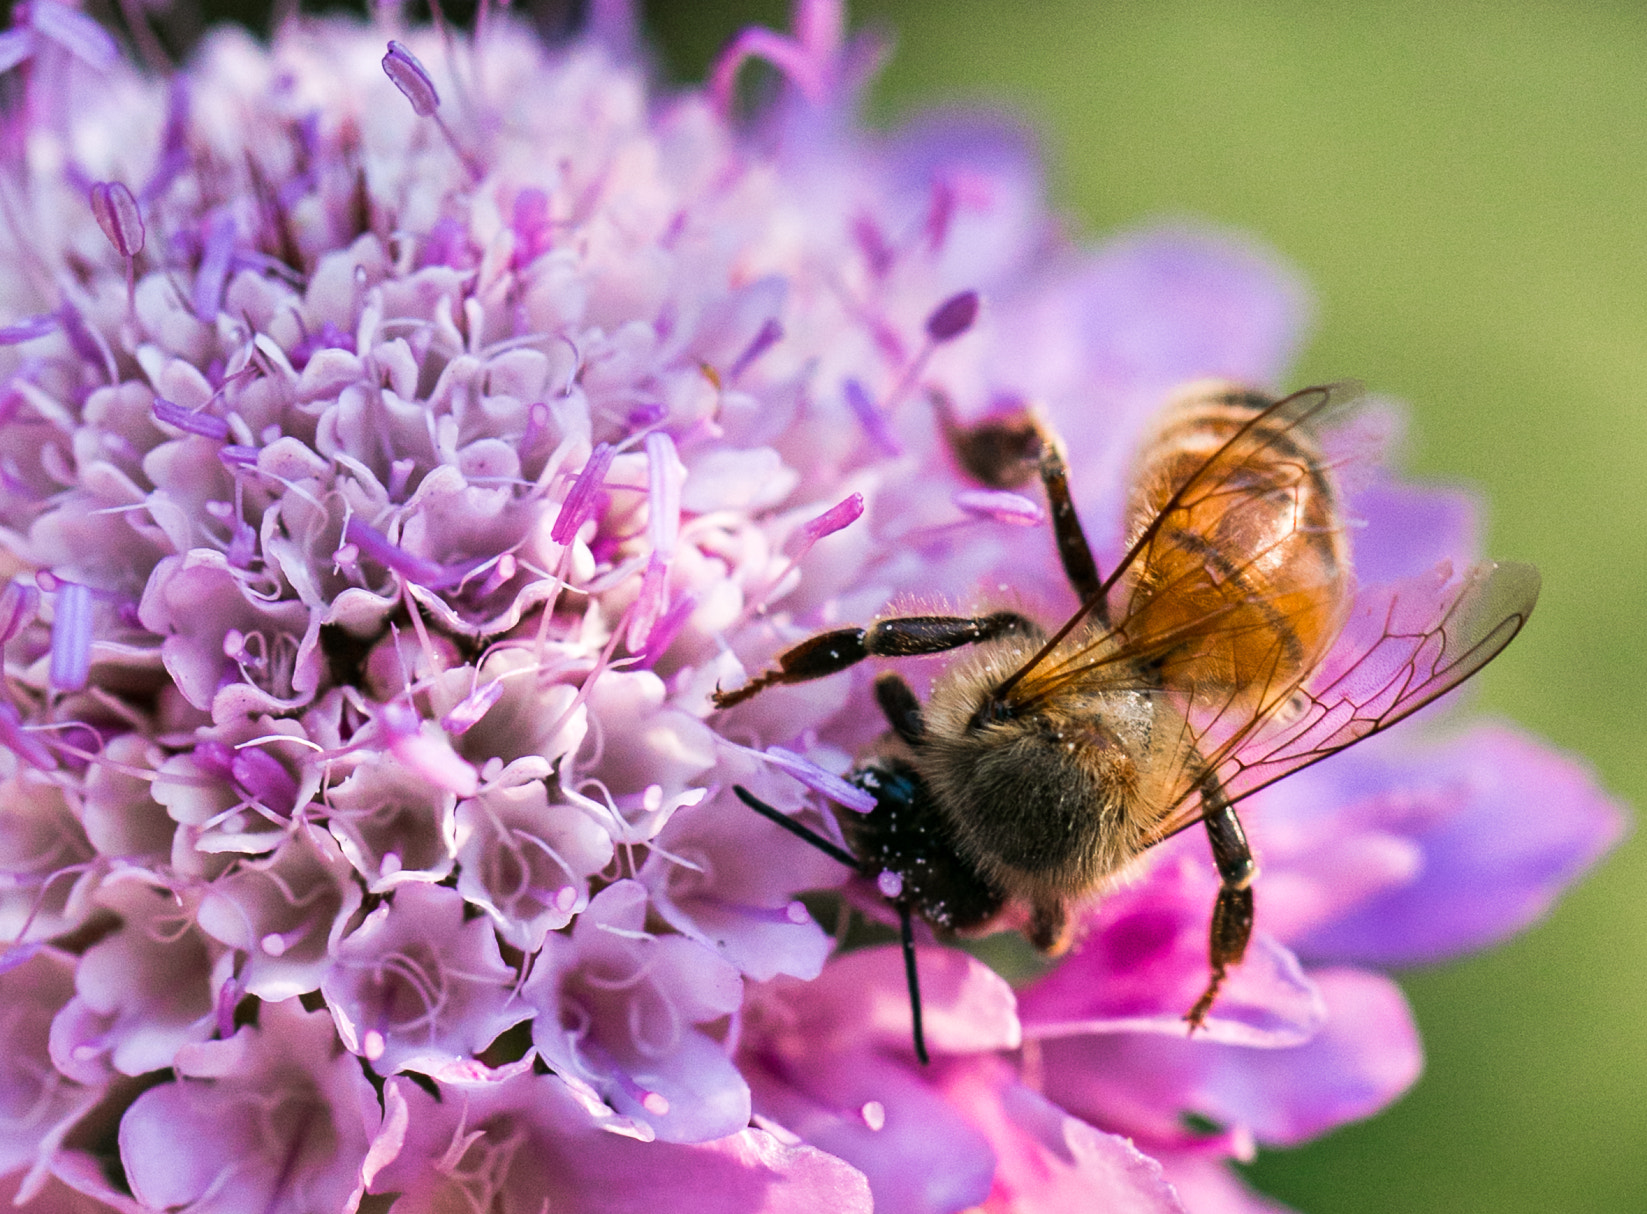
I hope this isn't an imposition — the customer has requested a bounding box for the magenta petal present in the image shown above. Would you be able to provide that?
[936,1060,1187,1214]
[1039,968,1420,1151]
[1070,226,1309,405]
[747,1050,996,1214]
[1019,856,1325,1047]
[1292,724,1627,966]
[787,945,1021,1057]
[374,1074,872,1213]
[1155,1153,1298,1214]
[1348,481,1480,586]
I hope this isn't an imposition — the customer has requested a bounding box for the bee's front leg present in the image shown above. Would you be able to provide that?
[1186,782,1257,1031]
[712,611,1036,708]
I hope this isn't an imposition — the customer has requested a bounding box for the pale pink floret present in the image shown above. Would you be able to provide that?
[320,883,528,1076]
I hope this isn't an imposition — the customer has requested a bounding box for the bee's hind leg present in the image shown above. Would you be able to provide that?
[1186,783,1257,1032]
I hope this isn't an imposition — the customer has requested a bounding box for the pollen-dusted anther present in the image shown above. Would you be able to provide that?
[924,289,980,343]
[381,39,439,117]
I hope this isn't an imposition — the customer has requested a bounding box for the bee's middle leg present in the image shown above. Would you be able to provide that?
[934,394,1105,619]
[1035,433,1106,618]
[873,672,926,746]
[1186,782,1257,1031]
[712,611,1036,708]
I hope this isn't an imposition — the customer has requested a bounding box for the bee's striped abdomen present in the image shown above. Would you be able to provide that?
[1119,382,1350,699]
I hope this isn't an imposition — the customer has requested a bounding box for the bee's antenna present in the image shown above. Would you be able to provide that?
[732,786,857,868]
[734,786,932,1065]
[899,901,930,1066]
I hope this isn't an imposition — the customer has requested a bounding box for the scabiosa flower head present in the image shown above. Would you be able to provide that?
[0,2,1624,1212]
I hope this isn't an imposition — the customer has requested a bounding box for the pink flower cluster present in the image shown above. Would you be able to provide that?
[0,2,1623,1211]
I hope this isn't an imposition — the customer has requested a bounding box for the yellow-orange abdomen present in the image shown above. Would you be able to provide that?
[1119,382,1349,699]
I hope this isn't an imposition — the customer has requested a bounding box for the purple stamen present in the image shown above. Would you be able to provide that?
[876,870,904,899]
[388,458,415,501]
[141,81,190,204]
[382,40,440,117]
[800,493,864,545]
[0,580,38,645]
[0,699,54,770]
[954,488,1044,527]
[193,211,237,322]
[152,397,229,441]
[0,314,58,345]
[583,1039,671,1119]
[30,0,117,70]
[625,555,668,653]
[226,520,257,569]
[851,214,894,278]
[0,940,42,976]
[0,29,32,76]
[521,402,551,451]
[381,702,480,798]
[230,747,300,817]
[925,289,980,344]
[626,402,667,429]
[477,553,516,598]
[925,180,957,252]
[550,443,615,545]
[728,318,783,381]
[441,679,504,735]
[343,518,483,591]
[49,581,92,691]
[192,739,236,778]
[218,444,259,468]
[215,976,242,1038]
[56,305,104,371]
[512,188,553,268]
[842,379,901,456]
[762,746,876,814]
[89,181,145,258]
[637,591,697,668]
[645,432,684,557]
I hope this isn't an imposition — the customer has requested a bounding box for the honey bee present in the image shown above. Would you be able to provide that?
[717,381,1538,1062]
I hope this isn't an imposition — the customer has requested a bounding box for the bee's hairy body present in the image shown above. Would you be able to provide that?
[721,379,1538,1055]
[911,628,1187,949]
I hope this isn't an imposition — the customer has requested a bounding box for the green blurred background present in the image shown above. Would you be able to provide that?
[643,3,1645,1212]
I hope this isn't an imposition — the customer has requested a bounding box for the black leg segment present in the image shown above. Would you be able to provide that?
[1038,438,1106,619]
[874,672,926,746]
[1186,773,1257,1031]
[899,901,930,1065]
[713,612,1036,708]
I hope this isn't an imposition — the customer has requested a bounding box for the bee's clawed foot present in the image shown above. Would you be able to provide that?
[1183,966,1227,1035]
[709,672,776,710]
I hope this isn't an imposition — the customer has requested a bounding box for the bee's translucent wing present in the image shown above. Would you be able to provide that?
[1141,560,1540,847]
[1003,382,1359,710]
